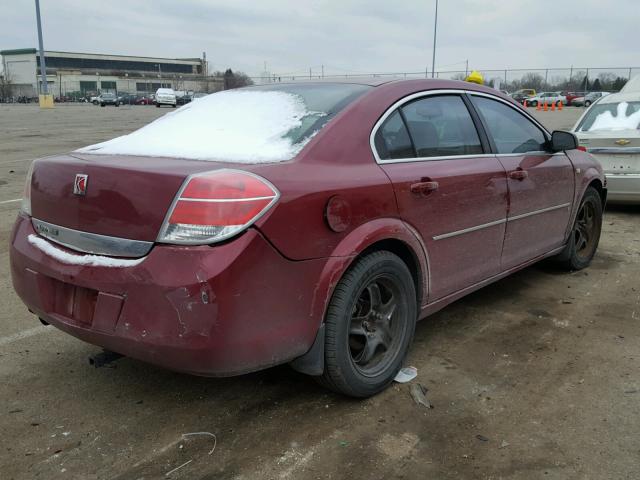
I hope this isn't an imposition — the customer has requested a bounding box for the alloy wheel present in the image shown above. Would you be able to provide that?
[574,198,597,260]
[348,275,405,377]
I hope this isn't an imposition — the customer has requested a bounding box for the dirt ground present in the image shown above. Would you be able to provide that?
[1,103,639,480]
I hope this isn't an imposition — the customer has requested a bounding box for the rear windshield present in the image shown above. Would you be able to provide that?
[77,83,372,163]
[248,83,371,144]
[576,101,640,131]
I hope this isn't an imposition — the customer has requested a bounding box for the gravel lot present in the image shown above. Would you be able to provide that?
[1,103,639,479]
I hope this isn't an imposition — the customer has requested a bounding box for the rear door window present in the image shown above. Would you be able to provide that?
[470,96,548,154]
[400,95,483,158]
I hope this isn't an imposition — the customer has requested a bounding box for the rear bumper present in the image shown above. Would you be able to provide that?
[10,215,326,376]
[605,173,640,204]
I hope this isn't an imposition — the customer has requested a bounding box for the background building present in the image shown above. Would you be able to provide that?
[1,48,212,98]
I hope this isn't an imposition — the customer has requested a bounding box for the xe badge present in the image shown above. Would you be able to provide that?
[74,174,88,196]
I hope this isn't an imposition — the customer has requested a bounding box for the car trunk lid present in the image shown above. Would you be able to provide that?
[577,130,640,174]
[29,153,229,243]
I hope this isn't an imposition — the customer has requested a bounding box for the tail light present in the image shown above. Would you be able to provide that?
[20,162,35,216]
[158,169,279,244]
[577,146,587,152]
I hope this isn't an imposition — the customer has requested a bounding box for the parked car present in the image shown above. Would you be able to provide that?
[573,91,640,203]
[98,92,119,107]
[191,92,208,101]
[10,80,605,397]
[526,92,567,107]
[562,91,586,106]
[117,93,137,105]
[134,95,154,105]
[90,95,100,105]
[572,92,610,107]
[155,88,177,108]
[176,94,192,105]
[510,89,536,104]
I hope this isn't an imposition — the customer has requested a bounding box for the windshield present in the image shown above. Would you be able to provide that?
[577,101,640,131]
[77,83,372,163]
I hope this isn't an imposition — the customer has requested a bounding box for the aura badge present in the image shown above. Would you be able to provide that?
[74,174,88,196]
[615,138,631,146]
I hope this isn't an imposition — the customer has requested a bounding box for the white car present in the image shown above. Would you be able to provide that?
[573,91,640,204]
[155,88,177,108]
[526,92,567,107]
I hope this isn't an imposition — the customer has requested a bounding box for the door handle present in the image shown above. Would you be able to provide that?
[410,179,439,195]
[509,169,528,181]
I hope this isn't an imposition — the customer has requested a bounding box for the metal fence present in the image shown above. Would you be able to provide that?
[250,66,640,92]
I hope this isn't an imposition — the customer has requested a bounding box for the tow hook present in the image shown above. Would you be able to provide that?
[88,349,123,368]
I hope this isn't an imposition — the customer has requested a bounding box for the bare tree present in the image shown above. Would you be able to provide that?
[221,69,254,89]
[518,72,545,91]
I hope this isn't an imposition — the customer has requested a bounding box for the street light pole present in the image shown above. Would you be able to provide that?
[431,0,438,78]
[34,0,50,101]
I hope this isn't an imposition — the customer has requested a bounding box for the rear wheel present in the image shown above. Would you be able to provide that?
[156,104,160,108]
[318,251,417,397]
[585,100,592,107]
[554,186,602,270]
[530,100,538,107]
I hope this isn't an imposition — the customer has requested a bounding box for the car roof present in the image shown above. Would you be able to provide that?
[249,78,514,95]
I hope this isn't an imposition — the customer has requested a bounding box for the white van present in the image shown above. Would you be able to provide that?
[155,88,177,108]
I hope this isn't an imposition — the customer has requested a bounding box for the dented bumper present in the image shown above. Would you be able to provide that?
[10,215,326,376]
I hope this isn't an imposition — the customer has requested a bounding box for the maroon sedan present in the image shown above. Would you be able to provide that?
[10,79,605,397]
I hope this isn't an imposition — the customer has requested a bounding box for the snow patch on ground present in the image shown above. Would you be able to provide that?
[28,234,145,268]
[76,90,314,162]
[589,102,640,131]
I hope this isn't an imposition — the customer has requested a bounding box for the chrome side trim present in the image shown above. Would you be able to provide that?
[379,153,496,164]
[433,218,506,241]
[31,218,153,258]
[507,203,571,222]
[588,147,640,154]
[494,151,564,158]
[432,202,572,241]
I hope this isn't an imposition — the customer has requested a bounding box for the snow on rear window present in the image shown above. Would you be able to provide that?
[76,90,319,163]
[582,101,640,131]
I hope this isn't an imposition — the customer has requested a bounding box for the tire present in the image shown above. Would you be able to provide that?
[100,104,105,107]
[115,103,119,107]
[553,186,603,270]
[317,251,417,397]
[172,104,177,108]
[530,100,538,107]
[585,100,592,107]
[156,104,160,108]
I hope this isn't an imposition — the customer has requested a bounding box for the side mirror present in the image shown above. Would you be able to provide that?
[551,130,578,152]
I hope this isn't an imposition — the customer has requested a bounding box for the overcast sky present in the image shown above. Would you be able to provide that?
[1,0,638,77]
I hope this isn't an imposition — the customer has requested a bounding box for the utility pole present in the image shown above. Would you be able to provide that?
[34,0,53,107]
[309,67,312,79]
[431,0,438,78]
[465,59,468,77]
[321,64,324,78]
